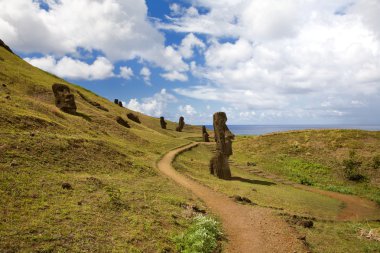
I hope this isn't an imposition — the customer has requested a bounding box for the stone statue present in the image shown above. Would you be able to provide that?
[160,117,167,129]
[209,112,234,180]
[116,116,130,128]
[52,83,77,114]
[127,113,141,123]
[202,125,210,142]
[114,99,119,105]
[118,101,123,107]
[176,116,185,132]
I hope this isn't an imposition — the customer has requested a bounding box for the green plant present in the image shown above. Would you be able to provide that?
[372,155,380,170]
[343,150,365,182]
[105,186,123,207]
[174,215,222,253]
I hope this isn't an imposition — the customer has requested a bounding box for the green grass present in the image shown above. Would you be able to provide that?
[173,144,380,253]
[173,144,342,219]
[233,130,380,205]
[0,46,205,251]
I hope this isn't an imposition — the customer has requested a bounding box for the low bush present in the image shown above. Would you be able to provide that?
[343,151,366,182]
[174,215,222,253]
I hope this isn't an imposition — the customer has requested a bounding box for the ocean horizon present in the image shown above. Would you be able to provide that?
[203,124,380,136]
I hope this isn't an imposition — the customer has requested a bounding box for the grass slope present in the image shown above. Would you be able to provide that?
[233,130,380,204]
[173,143,380,253]
[0,46,204,252]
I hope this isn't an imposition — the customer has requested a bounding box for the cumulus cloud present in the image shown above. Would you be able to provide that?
[164,0,380,122]
[140,67,151,85]
[161,71,188,82]
[0,0,188,73]
[178,33,205,59]
[119,66,134,80]
[179,104,197,116]
[24,55,114,80]
[126,89,177,117]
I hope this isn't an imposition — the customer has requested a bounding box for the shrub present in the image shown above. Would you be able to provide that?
[174,215,222,253]
[342,150,366,182]
[372,155,380,170]
[300,177,313,186]
[105,186,123,208]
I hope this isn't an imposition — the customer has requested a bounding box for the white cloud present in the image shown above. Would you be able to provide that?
[126,89,177,117]
[178,33,205,59]
[140,67,151,85]
[119,66,134,80]
[24,55,114,80]
[161,71,188,82]
[0,0,187,72]
[167,0,380,122]
[179,104,197,116]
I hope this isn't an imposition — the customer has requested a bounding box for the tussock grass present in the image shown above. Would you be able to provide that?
[0,47,204,251]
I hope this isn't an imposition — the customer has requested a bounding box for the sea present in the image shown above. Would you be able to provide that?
[204,125,380,136]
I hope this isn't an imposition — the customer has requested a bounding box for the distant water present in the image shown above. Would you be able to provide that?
[204,125,380,136]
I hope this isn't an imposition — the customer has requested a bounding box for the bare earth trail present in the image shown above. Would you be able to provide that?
[246,168,380,221]
[157,143,307,253]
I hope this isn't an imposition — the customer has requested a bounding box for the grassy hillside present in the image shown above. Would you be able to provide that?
[173,143,380,253]
[0,46,204,252]
[233,130,380,204]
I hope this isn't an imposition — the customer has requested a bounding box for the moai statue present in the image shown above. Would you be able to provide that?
[202,125,210,142]
[118,101,123,107]
[160,116,167,129]
[114,99,119,105]
[127,113,141,123]
[52,83,77,114]
[116,116,130,128]
[176,116,185,132]
[209,112,235,180]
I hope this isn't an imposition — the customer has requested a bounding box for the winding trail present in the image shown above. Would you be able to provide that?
[157,143,307,253]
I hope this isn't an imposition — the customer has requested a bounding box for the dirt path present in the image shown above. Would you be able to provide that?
[295,185,380,221]
[246,169,380,221]
[157,143,307,253]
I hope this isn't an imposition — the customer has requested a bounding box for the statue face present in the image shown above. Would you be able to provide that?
[52,83,77,113]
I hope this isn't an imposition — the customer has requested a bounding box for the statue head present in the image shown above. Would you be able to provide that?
[52,83,77,114]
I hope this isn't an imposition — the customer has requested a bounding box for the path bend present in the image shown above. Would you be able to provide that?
[157,143,307,253]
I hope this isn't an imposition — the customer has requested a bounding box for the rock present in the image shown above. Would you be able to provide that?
[118,101,123,107]
[160,116,167,129]
[297,235,306,241]
[116,116,130,128]
[247,162,257,166]
[127,113,141,123]
[10,160,18,167]
[52,83,77,114]
[175,116,185,132]
[202,125,210,142]
[62,182,72,190]
[298,220,314,228]
[231,195,253,204]
[2,84,6,87]
[209,112,235,180]
[5,95,10,100]
[0,39,13,54]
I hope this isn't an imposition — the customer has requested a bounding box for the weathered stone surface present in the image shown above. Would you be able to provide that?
[118,101,123,107]
[209,112,235,180]
[114,99,119,104]
[160,116,167,129]
[202,125,210,142]
[52,83,77,114]
[127,113,141,123]
[176,116,185,132]
[78,91,108,111]
[116,116,130,128]
[0,39,13,54]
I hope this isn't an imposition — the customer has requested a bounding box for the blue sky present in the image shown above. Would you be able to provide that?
[1,0,380,124]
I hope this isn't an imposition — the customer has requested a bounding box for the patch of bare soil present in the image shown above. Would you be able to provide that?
[157,143,307,253]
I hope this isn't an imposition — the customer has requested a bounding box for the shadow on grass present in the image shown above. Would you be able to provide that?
[70,112,92,122]
[230,176,276,186]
